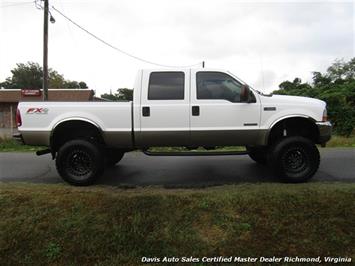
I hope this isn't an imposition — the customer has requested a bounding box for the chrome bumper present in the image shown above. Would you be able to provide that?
[316,121,332,144]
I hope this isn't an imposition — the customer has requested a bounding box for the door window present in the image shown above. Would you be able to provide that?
[196,72,244,102]
[148,72,185,100]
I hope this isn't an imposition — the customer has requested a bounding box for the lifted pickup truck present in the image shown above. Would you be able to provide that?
[16,69,331,185]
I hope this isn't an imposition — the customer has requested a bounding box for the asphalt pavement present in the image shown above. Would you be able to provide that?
[0,148,354,187]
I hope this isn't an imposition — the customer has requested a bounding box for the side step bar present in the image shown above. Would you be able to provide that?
[143,150,249,156]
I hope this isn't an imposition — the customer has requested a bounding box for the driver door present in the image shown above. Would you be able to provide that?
[190,70,261,146]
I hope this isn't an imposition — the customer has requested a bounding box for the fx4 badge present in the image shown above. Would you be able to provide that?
[26,108,49,114]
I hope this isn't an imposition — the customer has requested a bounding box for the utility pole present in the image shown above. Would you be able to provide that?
[43,0,49,101]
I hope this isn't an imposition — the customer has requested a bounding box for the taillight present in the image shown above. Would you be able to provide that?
[16,108,22,127]
[322,108,328,122]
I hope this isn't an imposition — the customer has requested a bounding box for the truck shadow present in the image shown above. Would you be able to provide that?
[1,150,353,186]
[99,155,279,188]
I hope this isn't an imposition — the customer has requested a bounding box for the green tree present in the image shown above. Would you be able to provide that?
[0,62,88,89]
[49,70,65,88]
[64,81,79,89]
[1,62,43,89]
[100,93,119,101]
[78,81,88,89]
[311,71,331,86]
[101,88,133,101]
[327,58,355,81]
[116,88,133,100]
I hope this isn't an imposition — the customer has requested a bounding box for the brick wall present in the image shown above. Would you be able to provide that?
[0,102,17,128]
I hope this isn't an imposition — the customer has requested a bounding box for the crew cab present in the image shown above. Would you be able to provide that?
[16,69,332,185]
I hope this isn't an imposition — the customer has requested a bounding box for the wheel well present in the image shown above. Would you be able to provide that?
[268,117,319,145]
[50,120,104,153]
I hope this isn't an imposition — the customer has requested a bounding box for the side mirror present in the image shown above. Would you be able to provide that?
[240,85,250,103]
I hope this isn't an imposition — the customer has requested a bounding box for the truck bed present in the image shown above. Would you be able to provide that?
[18,101,133,147]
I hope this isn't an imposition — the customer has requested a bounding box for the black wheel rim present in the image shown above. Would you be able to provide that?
[65,149,93,180]
[282,147,308,174]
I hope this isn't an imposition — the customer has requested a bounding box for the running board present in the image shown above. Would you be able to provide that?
[142,150,249,156]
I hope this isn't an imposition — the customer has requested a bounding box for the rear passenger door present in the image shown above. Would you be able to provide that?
[139,70,190,146]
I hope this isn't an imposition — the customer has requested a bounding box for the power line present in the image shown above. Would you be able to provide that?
[50,6,203,68]
[34,0,42,10]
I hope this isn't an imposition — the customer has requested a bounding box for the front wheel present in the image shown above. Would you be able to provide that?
[56,139,105,186]
[268,136,320,183]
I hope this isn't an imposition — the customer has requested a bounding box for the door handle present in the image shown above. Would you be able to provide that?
[192,106,200,116]
[142,106,150,117]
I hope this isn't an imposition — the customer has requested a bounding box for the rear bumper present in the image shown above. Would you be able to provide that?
[316,121,332,144]
[12,133,25,144]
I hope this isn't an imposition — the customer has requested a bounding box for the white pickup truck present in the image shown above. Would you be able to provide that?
[16,69,332,185]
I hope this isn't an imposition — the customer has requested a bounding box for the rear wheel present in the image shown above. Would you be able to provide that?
[246,146,267,164]
[56,139,104,186]
[268,136,320,183]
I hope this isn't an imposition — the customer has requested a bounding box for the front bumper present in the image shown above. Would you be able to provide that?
[316,121,332,144]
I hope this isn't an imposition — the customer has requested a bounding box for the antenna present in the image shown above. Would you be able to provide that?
[260,54,265,91]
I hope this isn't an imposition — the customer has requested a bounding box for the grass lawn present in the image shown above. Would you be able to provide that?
[0,138,45,152]
[325,135,355,147]
[0,182,354,265]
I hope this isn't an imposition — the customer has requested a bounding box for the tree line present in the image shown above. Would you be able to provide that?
[0,62,88,89]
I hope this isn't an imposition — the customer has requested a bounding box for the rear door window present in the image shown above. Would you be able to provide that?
[148,72,185,100]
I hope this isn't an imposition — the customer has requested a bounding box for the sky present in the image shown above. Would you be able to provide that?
[0,0,354,95]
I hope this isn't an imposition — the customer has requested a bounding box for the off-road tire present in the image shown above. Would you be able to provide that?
[268,136,320,183]
[246,146,268,164]
[56,139,104,186]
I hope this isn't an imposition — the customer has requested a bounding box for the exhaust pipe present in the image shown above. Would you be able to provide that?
[36,149,51,156]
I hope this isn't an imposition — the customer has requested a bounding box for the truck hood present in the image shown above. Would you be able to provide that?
[261,94,326,108]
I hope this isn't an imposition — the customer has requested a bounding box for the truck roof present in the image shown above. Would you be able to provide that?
[139,68,228,72]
